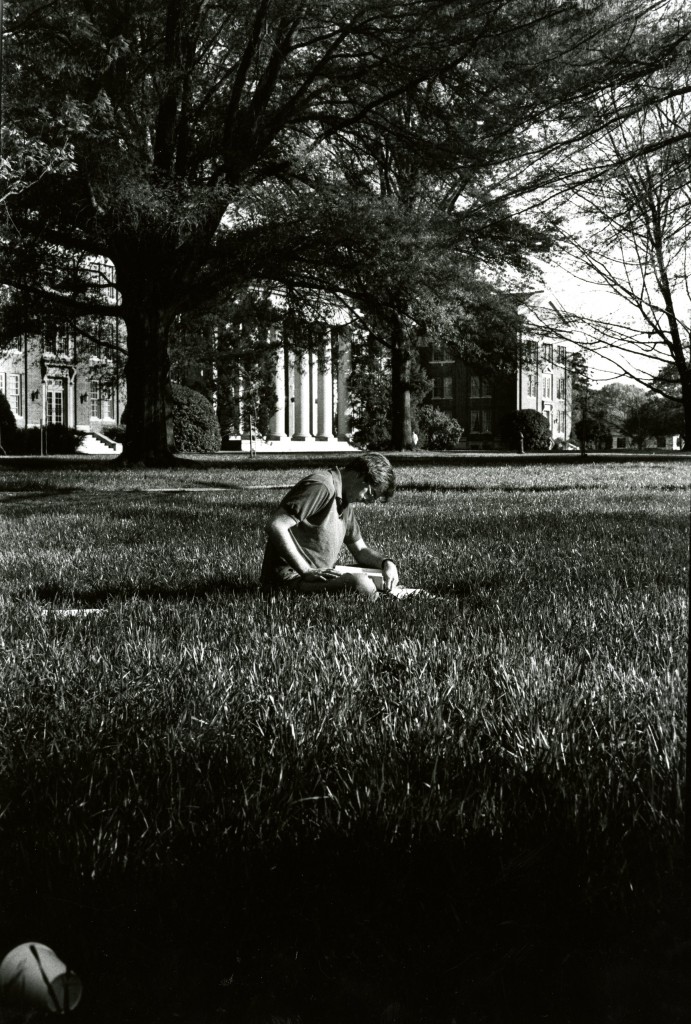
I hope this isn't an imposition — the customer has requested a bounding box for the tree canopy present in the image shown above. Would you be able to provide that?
[532,22,691,441]
[1,0,688,460]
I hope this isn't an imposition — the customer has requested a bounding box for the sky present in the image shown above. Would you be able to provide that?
[537,263,662,389]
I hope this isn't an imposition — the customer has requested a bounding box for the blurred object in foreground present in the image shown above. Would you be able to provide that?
[0,943,82,1013]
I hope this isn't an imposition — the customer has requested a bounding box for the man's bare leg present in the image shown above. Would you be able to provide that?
[292,571,379,600]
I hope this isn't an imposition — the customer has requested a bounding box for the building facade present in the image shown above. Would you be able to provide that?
[177,323,358,451]
[263,326,352,444]
[0,328,125,436]
[2,299,576,452]
[177,323,578,451]
[0,256,126,446]
[422,339,575,449]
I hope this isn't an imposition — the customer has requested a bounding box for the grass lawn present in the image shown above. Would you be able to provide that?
[0,454,690,1023]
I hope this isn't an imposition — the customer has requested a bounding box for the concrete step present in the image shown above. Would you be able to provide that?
[239,437,359,454]
[77,432,123,456]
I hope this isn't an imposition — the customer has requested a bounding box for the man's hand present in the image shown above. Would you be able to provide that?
[300,568,338,583]
[381,559,399,592]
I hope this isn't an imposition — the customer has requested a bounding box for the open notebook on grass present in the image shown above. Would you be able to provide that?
[328,565,427,599]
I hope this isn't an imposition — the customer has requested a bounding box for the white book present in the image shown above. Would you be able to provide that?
[328,565,426,598]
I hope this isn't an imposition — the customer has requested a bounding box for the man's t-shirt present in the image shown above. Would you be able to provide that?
[260,468,362,587]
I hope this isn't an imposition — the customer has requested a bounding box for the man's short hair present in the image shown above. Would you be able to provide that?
[344,453,395,502]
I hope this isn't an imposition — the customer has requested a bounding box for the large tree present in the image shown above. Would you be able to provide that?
[0,0,684,462]
[538,57,691,441]
[315,80,545,449]
[244,0,687,449]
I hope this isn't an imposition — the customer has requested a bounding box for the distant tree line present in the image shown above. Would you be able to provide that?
[573,380,685,450]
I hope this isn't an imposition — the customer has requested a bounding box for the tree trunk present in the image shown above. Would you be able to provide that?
[390,318,414,450]
[681,373,691,452]
[119,301,177,466]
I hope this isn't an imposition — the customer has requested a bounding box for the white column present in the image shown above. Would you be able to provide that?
[67,374,76,428]
[316,334,334,441]
[287,351,296,438]
[41,380,47,455]
[237,379,250,439]
[292,350,312,440]
[310,346,318,438]
[336,327,351,441]
[239,323,252,440]
[267,331,288,440]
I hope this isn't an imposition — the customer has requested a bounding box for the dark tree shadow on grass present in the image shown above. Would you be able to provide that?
[0,486,84,500]
[31,578,260,608]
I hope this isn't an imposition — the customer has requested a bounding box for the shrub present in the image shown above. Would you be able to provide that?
[416,405,465,450]
[0,393,17,453]
[500,409,552,451]
[351,416,392,451]
[348,331,431,450]
[171,383,221,453]
[348,344,392,450]
[100,424,126,443]
[8,424,84,455]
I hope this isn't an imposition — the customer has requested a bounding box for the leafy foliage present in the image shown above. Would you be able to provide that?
[100,423,126,443]
[500,409,552,450]
[3,0,680,461]
[348,334,393,450]
[170,383,221,453]
[416,405,465,450]
[5,424,84,455]
[574,414,612,449]
[572,382,683,448]
[554,74,691,439]
[0,394,17,452]
[622,394,685,447]
[348,330,431,449]
[170,291,280,440]
[573,382,639,448]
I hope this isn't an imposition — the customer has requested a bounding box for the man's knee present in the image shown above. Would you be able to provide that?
[267,571,378,599]
[344,572,378,599]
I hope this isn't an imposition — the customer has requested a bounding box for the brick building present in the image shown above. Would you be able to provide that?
[0,325,125,437]
[2,269,576,454]
[0,259,126,446]
[178,316,579,452]
[421,338,576,449]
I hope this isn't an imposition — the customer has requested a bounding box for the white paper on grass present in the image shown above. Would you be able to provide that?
[328,565,426,598]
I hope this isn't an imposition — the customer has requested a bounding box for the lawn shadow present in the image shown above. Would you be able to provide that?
[0,486,85,501]
[429,580,474,600]
[32,578,260,607]
[400,481,597,493]
[133,479,246,492]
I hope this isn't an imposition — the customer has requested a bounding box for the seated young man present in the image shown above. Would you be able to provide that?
[260,453,399,599]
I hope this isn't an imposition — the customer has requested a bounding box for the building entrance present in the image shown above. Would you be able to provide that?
[46,377,66,425]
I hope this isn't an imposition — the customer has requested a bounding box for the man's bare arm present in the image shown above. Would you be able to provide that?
[266,511,333,579]
[347,537,399,591]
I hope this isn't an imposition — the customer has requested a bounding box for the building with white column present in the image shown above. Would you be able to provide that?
[227,323,357,453]
[266,328,288,442]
